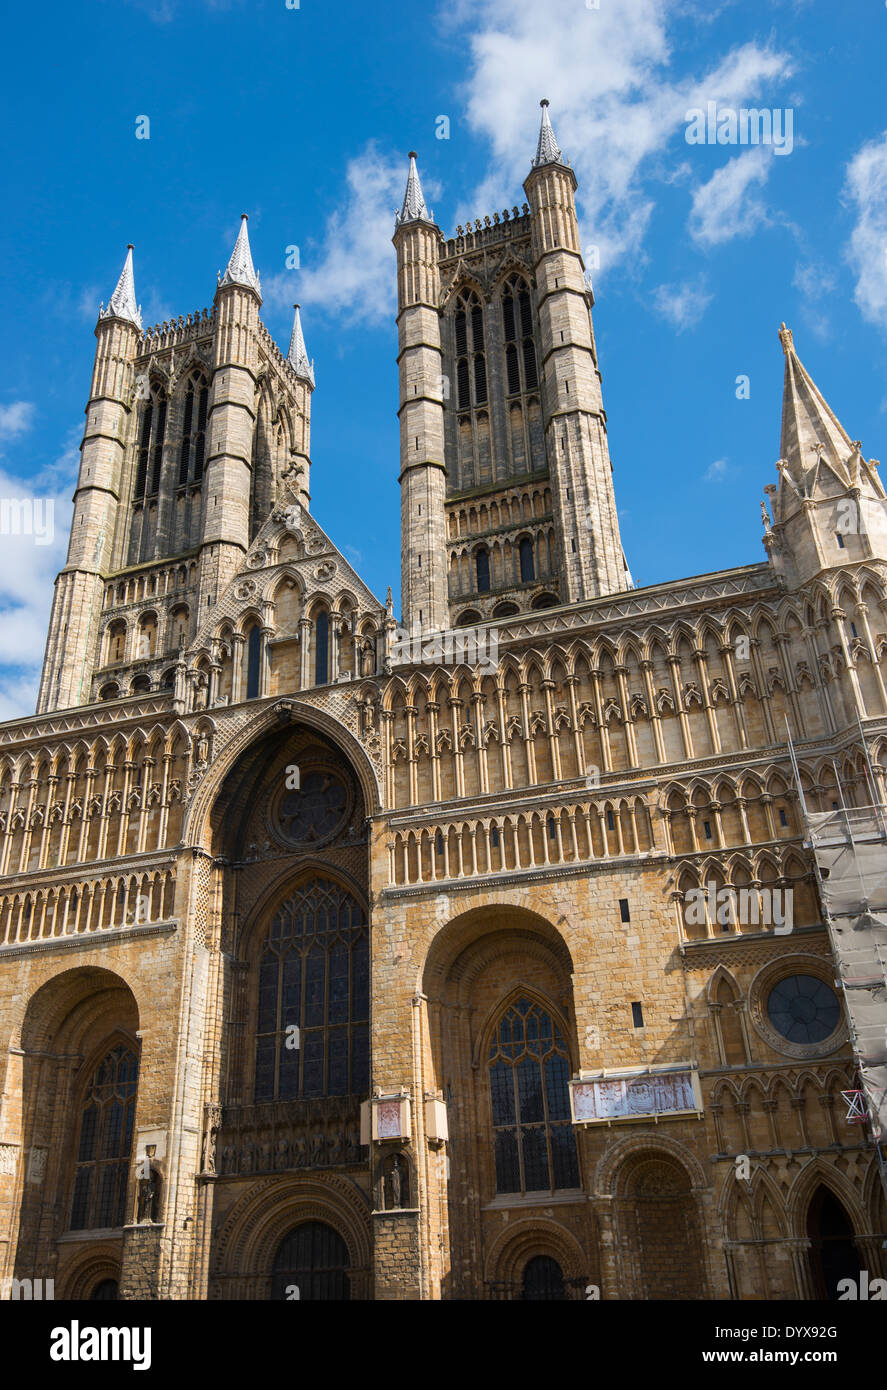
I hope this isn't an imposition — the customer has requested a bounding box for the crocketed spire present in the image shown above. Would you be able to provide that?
[98,245,142,329]
[778,322,853,485]
[395,152,433,227]
[286,304,315,387]
[532,98,564,168]
[219,214,261,295]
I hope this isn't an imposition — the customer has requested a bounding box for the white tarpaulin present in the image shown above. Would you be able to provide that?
[807,808,887,1141]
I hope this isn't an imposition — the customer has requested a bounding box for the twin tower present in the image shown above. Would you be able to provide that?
[38,102,629,715]
[395,100,631,633]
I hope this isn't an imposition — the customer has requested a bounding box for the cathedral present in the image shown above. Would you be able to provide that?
[1,100,885,1302]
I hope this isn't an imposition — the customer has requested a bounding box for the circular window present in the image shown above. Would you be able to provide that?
[766,975,841,1045]
[274,769,350,848]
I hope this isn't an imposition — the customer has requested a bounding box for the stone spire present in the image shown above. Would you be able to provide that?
[219,214,261,296]
[778,322,852,485]
[395,152,433,226]
[286,303,315,387]
[532,98,563,168]
[98,244,142,329]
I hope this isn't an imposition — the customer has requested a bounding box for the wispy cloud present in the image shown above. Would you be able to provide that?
[263,144,415,328]
[703,457,729,481]
[844,130,887,332]
[688,147,772,246]
[447,0,793,271]
[651,278,712,331]
[0,430,79,719]
[0,402,36,442]
[792,260,836,341]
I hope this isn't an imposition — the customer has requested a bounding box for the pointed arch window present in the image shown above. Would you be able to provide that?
[488,996,579,1195]
[519,536,535,583]
[315,610,329,685]
[502,276,538,394]
[475,547,491,593]
[246,624,262,699]
[134,383,168,499]
[149,393,167,496]
[254,877,369,1101]
[70,1043,139,1231]
[453,290,486,410]
[178,374,209,486]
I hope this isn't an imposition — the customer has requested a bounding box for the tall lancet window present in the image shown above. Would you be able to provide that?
[178,373,209,485]
[454,289,486,409]
[134,383,167,499]
[502,275,538,392]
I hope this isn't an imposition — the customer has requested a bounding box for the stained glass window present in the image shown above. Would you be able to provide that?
[489,996,579,1195]
[255,878,369,1101]
[70,1044,138,1230]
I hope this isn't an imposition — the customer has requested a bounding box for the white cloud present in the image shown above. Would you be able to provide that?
[0,402,36,442]
[0,432,79,719]
[263,144,414,328]
[447,0,793,271]
[844,131,887,331]
[651,278,712,331]
[688,147,772,245]
[703,457,729,481]
[263,2,793,328]
[792,260,836,340]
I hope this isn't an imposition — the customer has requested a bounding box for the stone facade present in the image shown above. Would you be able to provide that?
[1,108,886,1302]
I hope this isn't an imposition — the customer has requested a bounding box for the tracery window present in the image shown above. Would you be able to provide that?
[254,878,369,1101]
[488,996,579,1195]
[70,1043,139,1231]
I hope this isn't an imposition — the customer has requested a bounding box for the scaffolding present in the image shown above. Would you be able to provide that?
[787,717,887,1201]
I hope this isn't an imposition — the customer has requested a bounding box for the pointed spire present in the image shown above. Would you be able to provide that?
[532,98,563,168]
[286,304,315,387]
[99,244,142,329]
[779,322,852,479]
[395,152,433,227]
[219,214,261,295]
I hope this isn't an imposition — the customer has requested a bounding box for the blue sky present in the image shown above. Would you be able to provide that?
[1,0,886,718]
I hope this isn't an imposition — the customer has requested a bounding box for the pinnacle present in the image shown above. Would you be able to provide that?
[532,97,564,168]
[286,303,315,387]
[219,213,261,296]
[395,152,434,227]
[99,244,142,329]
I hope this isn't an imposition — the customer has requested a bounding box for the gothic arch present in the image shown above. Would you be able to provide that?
[182,697,381,849]
[210,1173,372,1299]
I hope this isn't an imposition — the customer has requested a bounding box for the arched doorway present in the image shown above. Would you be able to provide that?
[271,1221,350,1300]
[615,1151,707,1299]
[90,1279,119,1300]
[521,1255,566,1301]
[806,1186,861,1300]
